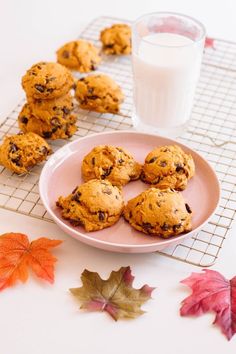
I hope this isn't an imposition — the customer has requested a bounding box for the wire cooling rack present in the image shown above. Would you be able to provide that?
[0,16,235,267]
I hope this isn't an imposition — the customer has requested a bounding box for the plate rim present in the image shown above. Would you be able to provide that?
[39,130,221,251]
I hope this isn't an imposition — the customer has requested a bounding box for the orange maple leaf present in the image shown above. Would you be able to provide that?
[0,233,62,290]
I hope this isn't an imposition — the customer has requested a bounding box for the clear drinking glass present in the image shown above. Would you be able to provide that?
[132,12,206,136]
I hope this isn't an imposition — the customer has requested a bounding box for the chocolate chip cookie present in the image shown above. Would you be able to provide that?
[56,179,124,232]
[22,62,74,100]
[124,188,192,238]
[75,74,124,113]
[57,39,101,72]
[82,145,141,187]
[18,103,77,140]
[100,24,131,55]
[28,93,74,121]
[0,132,51,174]
[141,145,195,191]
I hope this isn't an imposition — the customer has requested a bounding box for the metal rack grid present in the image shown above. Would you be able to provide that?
[0,16,235,267]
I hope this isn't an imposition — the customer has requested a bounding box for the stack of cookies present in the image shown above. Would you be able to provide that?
[18,62,77,140]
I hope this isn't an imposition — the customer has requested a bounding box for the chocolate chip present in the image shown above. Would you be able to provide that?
[118,159,124,164]
[101,167,112,179]
[156,202,161,207]
[43,131,52,139]
[52,106,57,111]
[160,160,167,167]
[91,157,95,165]
[88,95,99,100]
[161,223,169,231]
[148,157,157,163]
[62,50,70,58]
[115,195,119,200]
[51,126,58,133]
[140,171,146,180]
[102,187,112,195]
[175,164,185,173]
[163,148,170,152]
[46,88,54,93]
[61,106,70,116]
[21,116,28,124]
[70,218,83,227]
[9,143,19,153]
[35,84,45,93]
[72,186,78,194]
[153,176,161,184]
[185,203,192,214]
[90,64,96,70]
[173,223,182,233]
[48,76,56,82]
[98,211,105,221]
[11,156,21,166]
[51,117,60,126]
[71,191,81,203]
[117,148,124,153]
[88,87,94,94]
[149,203,153,210]
[142,222,153,233]
[105,44,114,48]
[40,146,48,155]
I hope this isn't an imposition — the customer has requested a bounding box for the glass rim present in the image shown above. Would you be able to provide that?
[132,11,206,48]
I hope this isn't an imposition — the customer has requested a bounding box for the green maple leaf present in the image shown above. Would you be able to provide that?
[70,266,155,321]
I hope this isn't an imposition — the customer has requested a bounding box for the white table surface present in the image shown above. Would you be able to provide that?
[1,0,236,353]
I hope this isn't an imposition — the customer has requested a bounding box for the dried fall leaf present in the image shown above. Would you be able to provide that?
[70,266,155,321]
[0,233,62,290]
[180,269,236,340]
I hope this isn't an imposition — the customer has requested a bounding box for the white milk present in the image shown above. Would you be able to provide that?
[132,33,203,132]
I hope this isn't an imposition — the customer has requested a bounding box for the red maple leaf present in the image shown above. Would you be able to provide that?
[180,269,236,340]
[0,233,62,290]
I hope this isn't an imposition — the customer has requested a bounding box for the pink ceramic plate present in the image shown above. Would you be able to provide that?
[39,131,220,253]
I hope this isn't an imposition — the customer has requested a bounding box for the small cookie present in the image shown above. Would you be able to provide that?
[141,145,195,191]
[82,145,141,187]
[18,103,77,140]
[0,132,51,174]
[22,62,74,100]
[75,74,124,113]
[28,93,74,122]
[100,24,131,55]
[56,179,124,232]
[56,40,101,72]
[124,188,192,238]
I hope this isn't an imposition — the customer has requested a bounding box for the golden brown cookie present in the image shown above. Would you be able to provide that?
[0,132,51,174]
[100,24,131,55]
[28,93,74,122]
[124,188,192,238]
[22,62,74,100]
[18,103,77,140]
[141,145,195,191]
[82,145,141,187]
[75,74,124,113]
[56,179,124,232]
[56,40,101,72]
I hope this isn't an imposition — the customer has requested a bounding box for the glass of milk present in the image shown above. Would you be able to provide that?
[132,12,206,136]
